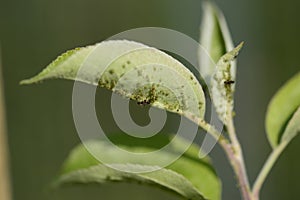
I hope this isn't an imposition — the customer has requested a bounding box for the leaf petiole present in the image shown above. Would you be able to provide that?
[252,141,287,198]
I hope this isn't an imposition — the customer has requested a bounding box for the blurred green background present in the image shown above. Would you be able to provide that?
[0,0,299,199]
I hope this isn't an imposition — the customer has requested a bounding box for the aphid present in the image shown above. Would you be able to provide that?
[137,99,150,106]
[224,80,235,85]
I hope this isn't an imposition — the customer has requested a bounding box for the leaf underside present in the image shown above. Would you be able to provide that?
[281,106,300,145]
[21,40,206,122]
[59,134,221,200]
[57,164,206,200]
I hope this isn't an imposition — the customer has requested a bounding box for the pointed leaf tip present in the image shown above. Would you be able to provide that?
[211,43,244,124]
[20,40,206,121]
[199,1,235,81]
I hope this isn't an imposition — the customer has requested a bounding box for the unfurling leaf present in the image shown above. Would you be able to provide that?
[265,72,300,148]
[21,40,206,121]
[59,134,221,200]
[199,1,235,81]
[211,43,244,124]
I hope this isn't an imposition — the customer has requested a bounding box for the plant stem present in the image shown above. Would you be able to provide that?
[252,141,287,199]
[191,115,253,199]
[226,116,253,200]
[0,52,12,200]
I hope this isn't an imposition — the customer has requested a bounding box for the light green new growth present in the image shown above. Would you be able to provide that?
[211,42,244,124]
[265,72,300,148]
[199,1,235,81]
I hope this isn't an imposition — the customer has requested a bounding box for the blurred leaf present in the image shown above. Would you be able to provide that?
[21,40,206,121]
[280,106,300,145]
[60,134,221,200]
[265,72,300,148]
[210,43,244,124]
[0,52,12,200]
[57,164,207,200]
[199,1,235,81]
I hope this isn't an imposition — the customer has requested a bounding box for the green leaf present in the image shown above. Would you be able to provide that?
[281,106,300,145]
[199,1,235,81]
[59,134,221,200]
[57,164,206,200]
[265,72,300,148]
[20,41,146,84]
[21,40,206,120]
[210,43,244,124]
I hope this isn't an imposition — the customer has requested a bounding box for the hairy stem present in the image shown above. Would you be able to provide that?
[226,116,253,200]
[252,141,287,199]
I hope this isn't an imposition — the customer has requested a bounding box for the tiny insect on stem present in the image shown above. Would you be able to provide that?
[137,99,151,106]
[224,80,235,85]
